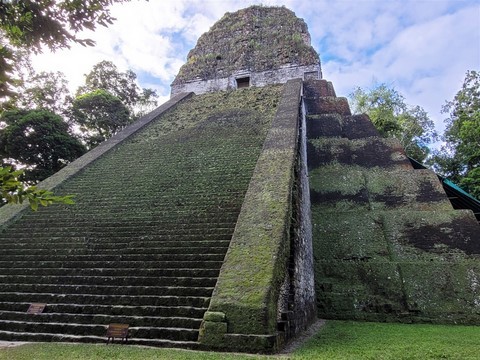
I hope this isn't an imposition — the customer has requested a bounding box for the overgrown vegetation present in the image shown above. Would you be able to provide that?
[429,70,480,199]
[174,6,319,84]
[349,83,437,162]
[0,166,75,210]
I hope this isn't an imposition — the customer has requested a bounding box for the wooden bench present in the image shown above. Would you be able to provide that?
[106,323,129,344]
[27,303,46,314]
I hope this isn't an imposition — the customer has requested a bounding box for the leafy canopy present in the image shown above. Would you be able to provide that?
[349,84,437,162]
[11,68,72,114]
[0,0,126,52]
[70,89,131,147]
[0,109,86,182]
[430,70,480,198]
[77,60,158,119]
[0,0,126,104]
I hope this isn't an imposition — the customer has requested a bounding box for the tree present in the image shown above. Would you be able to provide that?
[13,70,72,115]
[0,109,86,183]
[0,0,126,102]
[430,70,480,198]
[349,84,437,162]
[0,166,75,211]
[77,60,158,118]
[70,89,131,147]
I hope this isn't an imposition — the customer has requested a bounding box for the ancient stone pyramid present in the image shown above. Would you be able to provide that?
[0,5,478,353]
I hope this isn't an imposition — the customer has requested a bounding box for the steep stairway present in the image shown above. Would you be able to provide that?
[304,80,480,323]
[0,85,283,346]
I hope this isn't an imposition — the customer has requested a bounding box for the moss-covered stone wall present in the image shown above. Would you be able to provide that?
[171,6,320,95]
[306,79,480,324]
[198,79,303,352]
[173,6,319,85]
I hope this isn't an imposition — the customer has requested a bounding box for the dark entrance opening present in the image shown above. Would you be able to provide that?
[236,77,250,89]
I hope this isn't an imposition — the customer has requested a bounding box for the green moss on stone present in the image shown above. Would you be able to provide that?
[400,261,480,320]
[199,80,302,347]
[173,6,319,84]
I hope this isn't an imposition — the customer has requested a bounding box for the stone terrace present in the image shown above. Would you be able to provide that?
[0,85,283,347]
[305,80,480,324]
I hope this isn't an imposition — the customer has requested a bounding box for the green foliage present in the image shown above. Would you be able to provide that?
[430,70,480,198]
[0,0,126,102]
[0,166,74,211]
[70,89,131,147]
[0,109,86,182]
[0,0,126,52]
[349,84,437,162]
[76,60,158,119]
[13,69,71,114]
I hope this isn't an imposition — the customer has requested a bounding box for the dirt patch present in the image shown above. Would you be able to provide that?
[0,341,30,349]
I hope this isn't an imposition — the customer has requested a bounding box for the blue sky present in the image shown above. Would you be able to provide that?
[32,0,480,136]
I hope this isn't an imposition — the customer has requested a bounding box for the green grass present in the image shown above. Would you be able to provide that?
[294,321,480,360]
[1,321,479,360]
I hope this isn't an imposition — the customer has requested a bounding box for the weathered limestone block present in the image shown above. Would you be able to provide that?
[305,96,351,116]
[303,79,336,97]
[400,261,480,322]
[366,169,453,211]
[315,260,406,319]
[309,164,368,212]
[342,114,379,139]
[307,137,412,170]
[312,211,389,261]
[383,209,480,260]
[306,114,343,138]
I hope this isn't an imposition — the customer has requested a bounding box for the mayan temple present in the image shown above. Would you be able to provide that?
[0,5,479,353]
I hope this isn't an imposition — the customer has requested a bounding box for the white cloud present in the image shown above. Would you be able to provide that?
[29,0,479,131]
[316,2,479,135]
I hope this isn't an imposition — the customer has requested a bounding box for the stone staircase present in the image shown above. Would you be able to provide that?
[0,86,282,346]
[305,80,480,323]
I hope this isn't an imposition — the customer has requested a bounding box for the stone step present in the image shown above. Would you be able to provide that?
[0,320,198,341]
[17,213,239,223]
[0,267,220,277]
[0,275,217,287]
[0,240,232,250]
[4,223,235,234]
[306,96,351,116]
[303,79,337,97]
[2,238,230,255]
[0,258,225,269]
[0,311,202,328]
[0,292,210,307]
[307,137,412,170]
[309,164,452,212]
[0,330,201,348]
[0,302,207,318]
[306,114,378,139]
[15,207,240,218]
[0,284,214,297]
[62,178,250,188]
[2,229,235,239]
[1,253,227,262]
[16,214,236,226]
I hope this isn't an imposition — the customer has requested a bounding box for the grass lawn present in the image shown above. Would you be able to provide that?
[1,321,479,360]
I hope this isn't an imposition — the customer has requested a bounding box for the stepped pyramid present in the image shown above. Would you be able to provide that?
[0,5,479,353]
